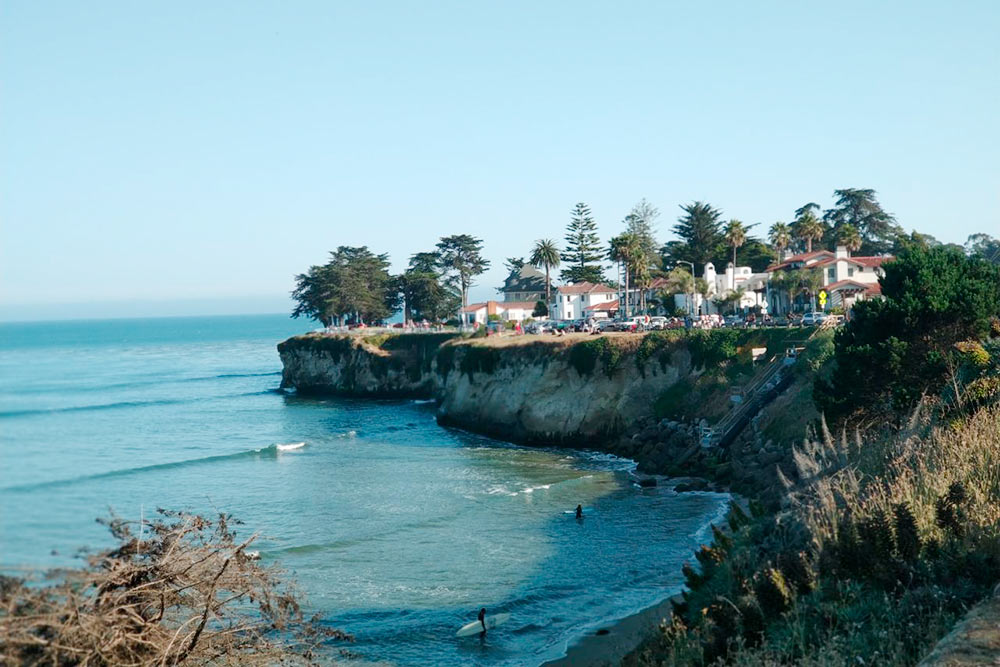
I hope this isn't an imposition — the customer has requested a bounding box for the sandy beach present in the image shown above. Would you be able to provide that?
[543,594,678,666]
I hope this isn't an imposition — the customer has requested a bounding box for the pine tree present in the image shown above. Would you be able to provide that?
[560,203,605,283]
[663,202,724,273]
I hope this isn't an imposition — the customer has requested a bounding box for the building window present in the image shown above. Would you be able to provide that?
[848,267,854,277]
[827,268,835,282]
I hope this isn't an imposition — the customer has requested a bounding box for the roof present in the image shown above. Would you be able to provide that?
[768,251,894,272]
[824,279,872,292]
[460,302,487,313]
[463,301,539,313]
[865,283,882,295]
[647,277,672,290]
[557,281,616,295]
[503,264,547,293]
[766,250,835,272]
[585,299,619,312]
[852,256,892,267]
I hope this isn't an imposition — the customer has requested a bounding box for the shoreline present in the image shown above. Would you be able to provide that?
[543,489,733,667]
[542,594,678,667]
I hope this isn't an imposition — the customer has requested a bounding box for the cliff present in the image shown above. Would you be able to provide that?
[277,332,457,398]
[433,336,692,445]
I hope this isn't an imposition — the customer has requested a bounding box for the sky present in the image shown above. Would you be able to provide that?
[2,1,998,321]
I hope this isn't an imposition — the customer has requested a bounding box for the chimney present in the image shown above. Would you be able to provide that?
[835,245,849,259]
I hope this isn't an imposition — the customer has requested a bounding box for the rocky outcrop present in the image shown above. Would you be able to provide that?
[279,332,801,496]
[277,333,455,398]
[434,338,692,446]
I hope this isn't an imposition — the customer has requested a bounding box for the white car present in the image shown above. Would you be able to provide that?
[648,316,668,330]
[801,311,828,326]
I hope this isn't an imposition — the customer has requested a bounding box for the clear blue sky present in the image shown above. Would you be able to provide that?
[2,1,998,320]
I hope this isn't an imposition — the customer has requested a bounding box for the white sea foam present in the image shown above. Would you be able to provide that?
[276,442,306,451]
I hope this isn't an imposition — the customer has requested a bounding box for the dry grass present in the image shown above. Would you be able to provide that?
[0,510,350,666]
[796,404,1000,554]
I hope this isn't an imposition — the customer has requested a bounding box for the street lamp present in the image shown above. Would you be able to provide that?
[673,261,696,318]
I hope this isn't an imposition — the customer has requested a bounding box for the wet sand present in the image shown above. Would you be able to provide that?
[542,595,678,667]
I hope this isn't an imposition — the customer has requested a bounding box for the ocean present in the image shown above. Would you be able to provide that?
[0,314,729,665]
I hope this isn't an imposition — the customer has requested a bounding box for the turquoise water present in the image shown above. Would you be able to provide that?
[0,314,729,665]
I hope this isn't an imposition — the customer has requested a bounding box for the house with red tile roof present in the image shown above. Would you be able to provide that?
[460,300,538,326]
[766,246,893,314]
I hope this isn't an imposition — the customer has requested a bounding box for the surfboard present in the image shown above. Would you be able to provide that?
[456,613,510,637]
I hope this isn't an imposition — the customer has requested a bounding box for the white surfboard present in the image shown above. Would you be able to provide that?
[456,613,510,637]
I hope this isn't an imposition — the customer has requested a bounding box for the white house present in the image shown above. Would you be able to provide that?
[460,300,537,326]
[552,282,619,320]
[670,262,768,316]
[765,246,892,314]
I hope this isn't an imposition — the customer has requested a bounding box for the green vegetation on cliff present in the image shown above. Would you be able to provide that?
[628,247,1000,667]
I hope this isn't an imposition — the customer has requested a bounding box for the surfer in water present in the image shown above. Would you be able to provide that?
[478,607,487,633]
[575,504,583,519]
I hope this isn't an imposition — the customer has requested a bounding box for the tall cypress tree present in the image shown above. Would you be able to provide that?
[662,201,725,274]
[560,202,605,283]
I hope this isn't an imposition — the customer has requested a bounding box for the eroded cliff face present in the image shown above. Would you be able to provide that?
[433,340,693,446]
[278,334,696,445]
[277,333,454,398]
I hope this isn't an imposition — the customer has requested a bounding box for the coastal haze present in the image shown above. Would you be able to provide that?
[0,315,729,664]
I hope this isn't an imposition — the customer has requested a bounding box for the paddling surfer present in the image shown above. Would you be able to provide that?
[478,607,487,633]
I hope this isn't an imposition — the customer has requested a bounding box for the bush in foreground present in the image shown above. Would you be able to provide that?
[0,510,350,665]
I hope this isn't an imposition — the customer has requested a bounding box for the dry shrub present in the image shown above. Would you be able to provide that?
[797,404,1000,554]
[0,509,350,665]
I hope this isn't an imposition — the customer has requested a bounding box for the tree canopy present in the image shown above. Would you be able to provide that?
[560,202,605,283]
[395,252,459,322]
[816,245,1000,420]
[530,238,560,305]
[662,202,725,275]
[291,246,397,326]
[822,188,901,254]
[436,234,490,310]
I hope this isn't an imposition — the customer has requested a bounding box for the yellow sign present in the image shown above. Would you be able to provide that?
[818,289,827,308]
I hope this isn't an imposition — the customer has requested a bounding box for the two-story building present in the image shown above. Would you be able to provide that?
[668,262,769,316]
[501,264,547,303]
[765,246,892,314]
[552,282,619,320]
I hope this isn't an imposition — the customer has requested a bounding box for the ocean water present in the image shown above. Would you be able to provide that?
[0,314,729,665]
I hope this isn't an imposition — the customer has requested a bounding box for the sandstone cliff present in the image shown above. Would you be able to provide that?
[433,337,692,446]
[277,332,456,398]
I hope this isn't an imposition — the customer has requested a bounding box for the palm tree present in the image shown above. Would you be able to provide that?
[793,211,825,253]
[836,223,862,254]
[724,220,750,268]
[609,233,642,317]
[768,222,792,257]
[530,239,560,308]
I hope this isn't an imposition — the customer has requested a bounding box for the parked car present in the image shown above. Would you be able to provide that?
[648,316,668,330]
[723,315,744,328]
[801,311,828,326]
